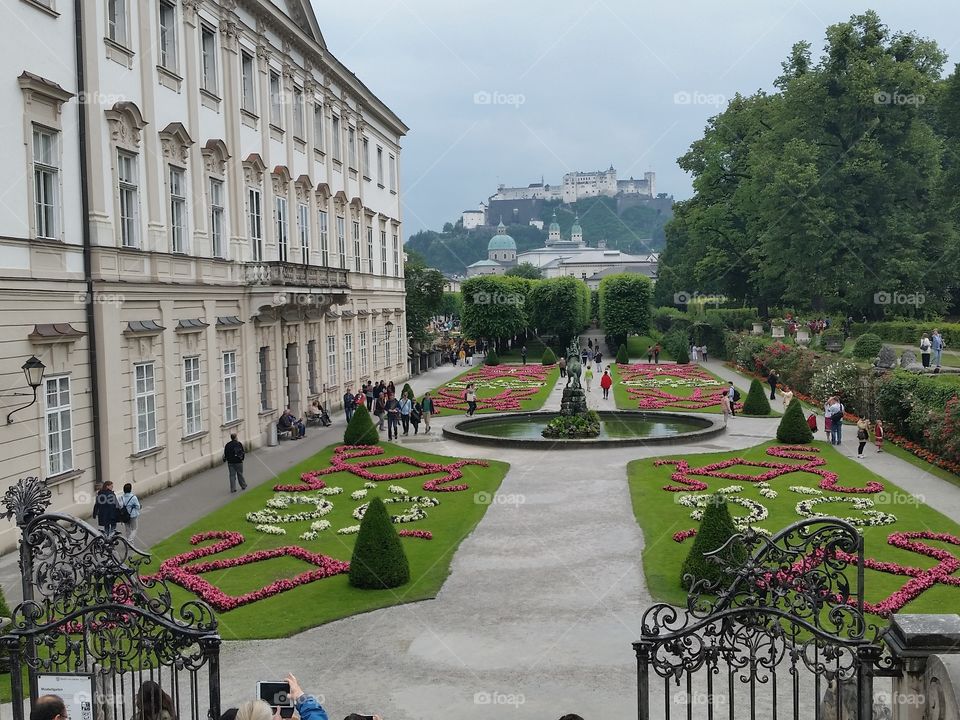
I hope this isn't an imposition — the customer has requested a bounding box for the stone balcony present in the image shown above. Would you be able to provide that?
[243,261,350,290]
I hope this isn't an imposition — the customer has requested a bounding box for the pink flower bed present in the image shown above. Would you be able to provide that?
[673,529,698,543]
[618,363,743,411]
[398,529,433,540]
[432,386,540,413]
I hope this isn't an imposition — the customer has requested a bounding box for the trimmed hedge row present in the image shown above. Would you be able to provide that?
[850,321,960,346]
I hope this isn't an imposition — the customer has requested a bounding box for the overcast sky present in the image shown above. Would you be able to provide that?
[313,1,960,238]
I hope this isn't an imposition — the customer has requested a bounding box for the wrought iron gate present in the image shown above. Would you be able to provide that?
[1,478,221,720]
[634,518,898,720]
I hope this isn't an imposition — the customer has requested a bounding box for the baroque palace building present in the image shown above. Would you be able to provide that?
[0,0,408,552]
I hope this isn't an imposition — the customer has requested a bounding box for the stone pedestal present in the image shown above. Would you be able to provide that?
[796,329,811,344]
[886,614,960,720]
[752,322,764,336]
[560,386,588,415]
[772,326,785,338]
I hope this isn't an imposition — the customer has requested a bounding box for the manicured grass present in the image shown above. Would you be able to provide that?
[148,442,509,640]
[626,335,667,361]
[0,667,29,703]
[628,440,960,616]
[496,337,552,362]
[429,364,560,415]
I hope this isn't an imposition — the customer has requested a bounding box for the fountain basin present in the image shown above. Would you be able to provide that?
[442,410,725,449]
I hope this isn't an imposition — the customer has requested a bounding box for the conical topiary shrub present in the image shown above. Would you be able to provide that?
[348,497,411,589]
[675,344,690,365]
[401,383,415,401]
[741,379,771,416]
[777,398,813,443]
[616,343,629,364]
[681,494,747,591]
[484,348,500,366]
[344,404,379,445]
[542,347,557,365]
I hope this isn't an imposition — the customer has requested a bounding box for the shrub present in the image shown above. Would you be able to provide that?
[742,379,771,415]
[674,343,690,365]
[925,395,960,465]
[616,344,629,364]
[810,360,862,406]
[348,497,410,589]
[401,383,415,401]
[541,410,600,439]
[484,349,500,366]
[777,399,813,443]
[344,404,379,445]
[705,308,759,332]
[820,329,844,352]
[852,333,883,360]
[681,495,748,591]
[652,306,686,333]
[662,326,690,360]
[851,320,960,347]
[542,347,557,365]
[732,336,768,370]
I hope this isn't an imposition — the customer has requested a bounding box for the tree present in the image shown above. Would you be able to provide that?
[348,498,411,589]
[344,405,379,445]
[599,274,652,348]
[527,276,591,350]
[404,253,445,345]
[461,276,529,347]
[681,495,747,591]
[616,344,629,364]
[439,292,463,319]
[777,398,814,443]
[742,379,772,415]
[505,263,543,279]
[542,347,557,365]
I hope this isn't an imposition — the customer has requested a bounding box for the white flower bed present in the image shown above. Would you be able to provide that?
[299,519,332,541]
[351,489,368,500]
[337,525,360,535]
[254,524,286,535]
[789,485,823,495]
[678,490,768,530]
[389,485,409,495]
[246,496,334,527]
[794,496,897,527]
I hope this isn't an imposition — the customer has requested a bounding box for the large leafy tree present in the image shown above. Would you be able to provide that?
[527,276,591,349]
[599,274,652,346]
[460,275,530,346]
[403,252,445,345]
[505,263,543,279]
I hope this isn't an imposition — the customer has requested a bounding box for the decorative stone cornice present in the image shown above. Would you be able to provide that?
[105,101,148,148]
[159,122,195,165]
[202,138,230,176]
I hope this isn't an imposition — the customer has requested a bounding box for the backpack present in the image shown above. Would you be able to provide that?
[117,496,133,524]
[732,389,741,402]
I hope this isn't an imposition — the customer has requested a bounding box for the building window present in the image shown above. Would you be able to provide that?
[336,215,346,268]
[331,114,341,162]
[347,126,356,168]
[269,71,282,127]
[44,376,72,476]
[319,209,329,265]
[33,127,59,240]
[376,146,384,185]
[108,0,128,46]
[307,340,318,394]
[313,103,324,151]
[372,329,379,370]
[210,178,225,258]
[393,230,400,276]
[258,346,270,412]
[359,331,368,377]
[223,351,238,423]
[380,230,388,275]
[385,331,392,367]
[183,356,202,436]
[275,196,288,262]
[248,187,262,260]
[352,220,361,272]
[326,335,337,387]
[297,202,310,264]
[396,326,402,366]
[134,362,157,453]
[293,86,304,138]
[241,51,256,113]
[362,137,370,178]
[169,166,187,253]
[118,150,139,248]
[366,225,374,274]
[158,1,177,71]
[388,153,397,192]
[200,24,217,93]
[344,333,353,379]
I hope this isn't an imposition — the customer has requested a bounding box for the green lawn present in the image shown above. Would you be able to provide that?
[628,440,960,616]
[496,337,553,363]
[148,442,509,640]
[626,335,668,362]
[429,363,560,415]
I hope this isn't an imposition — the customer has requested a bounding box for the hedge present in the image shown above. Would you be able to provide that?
[850,321,960,346]
[616,344,629,364]
[484,349,500,366]
[542,347,557,365]
[777,398,813,443]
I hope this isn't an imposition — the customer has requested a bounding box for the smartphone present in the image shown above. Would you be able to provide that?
[257,681,295,719]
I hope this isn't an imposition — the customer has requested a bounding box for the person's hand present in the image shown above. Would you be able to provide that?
[271,708,281,720]
[286,673,304,702]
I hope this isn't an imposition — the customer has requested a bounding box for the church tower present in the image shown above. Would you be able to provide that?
[547,211,561,246]
[571,214,584,247]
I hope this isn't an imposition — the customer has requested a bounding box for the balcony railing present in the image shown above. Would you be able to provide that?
[244,262,350,289]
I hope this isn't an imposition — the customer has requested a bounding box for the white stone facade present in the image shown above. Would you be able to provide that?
[0,0,408,552]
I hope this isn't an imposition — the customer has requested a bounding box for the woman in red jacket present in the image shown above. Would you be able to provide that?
[600,370,613,400]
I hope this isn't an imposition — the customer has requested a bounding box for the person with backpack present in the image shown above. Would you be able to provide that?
[119,482,142,544]
[373,392,386,430]
[594,350,603,374]
[411,399,423,435]
[856,418,869,459]
[826,396,844,445]
[727,382,740,416]
[920,333,932,368]
[223,432,247,492]
[399,391,413,436]
[421,392,435,433]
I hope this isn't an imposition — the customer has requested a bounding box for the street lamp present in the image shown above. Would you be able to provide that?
[384,320,395,339]
[5,356,46,424]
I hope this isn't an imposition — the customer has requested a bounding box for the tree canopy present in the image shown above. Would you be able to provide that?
[403,252,445,345]
[599,274,653,347]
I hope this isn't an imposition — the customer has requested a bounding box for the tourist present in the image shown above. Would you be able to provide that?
[92,480,119,536]
[600,369,612,399]
[875,419,885,452]
[305,399,331,427]
[559,356,567,377]
[701,345,709,362]
[720,391,732,421]
[343,388,355,423]
[932,329,945,369]
[781,386,794,407]
[690,344,698,362]
[856,418,869,459]
[373,392,386,430]
[133,680,176,720]
[119,482,142,544]
[354,389,365,415]
[807,411,819,434]
[399,391,412,435]
[920,333,932,368]
[584,365,594,392]
[365,382,374,411]
[647,345,653,363]
[465,383,478,416]
[458,347,466,366]
[373,380,385,407]
[385,393,400,440]
[223,433,248,492]
[411,398,423,434]
[588,338,593,350]
[387,380,396,397]
[521,345,527,365]
[826,396,844,445]
[581,347,589,365]
[30,695,66,720]
[594,350,603,373]
[727,382,738,416]
[279,408,304,439]
[653,344,661,363]
[766,370,778,400]
[421,392,435,433]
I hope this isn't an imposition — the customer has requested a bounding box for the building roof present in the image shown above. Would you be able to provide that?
[488,219,516,251]
[468,259,503,268]
[587,264,658,279]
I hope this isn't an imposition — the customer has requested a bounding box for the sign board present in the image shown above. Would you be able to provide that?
[37,674,95,720]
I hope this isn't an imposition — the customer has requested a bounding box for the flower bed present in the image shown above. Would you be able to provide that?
[615,363,745,413]
[430,363,559,415]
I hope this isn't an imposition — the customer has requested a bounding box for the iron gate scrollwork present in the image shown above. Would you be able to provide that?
[634,518,898,720]
[1,477,221,720]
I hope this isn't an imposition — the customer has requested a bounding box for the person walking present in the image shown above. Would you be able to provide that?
[827,396,844,445]
[653,344,661,363]
[374,392,386,430]
[343,388,355,423]
[600,369,612,399]
[781,386,794,408]
[690,344,698,362]
[701,345,709,362]
[720,391,732,422]
[411,399,423,435]
[223,432,247,492]
[421,392,435,433]
[767,370,779,400]
[521,345,527,365]
[594,351,603,374]
[584,365,594,392]
[458,347,466,367]
[932,329,944,369]
[920,333,932,368]
[399,391,412,435]
[558,356,566,378]
[581,347,589,366]
[119,482,142,544]
[727,382,739,416]
[92,480,119,536]
[365,382,374,411]
[856,418,869,458]
[465,383,478,416]
[875,419,884,452]
[385,393,400,440]
[647,345,653,363]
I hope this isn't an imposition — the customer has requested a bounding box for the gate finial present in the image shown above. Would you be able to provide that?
[2,476,51,527]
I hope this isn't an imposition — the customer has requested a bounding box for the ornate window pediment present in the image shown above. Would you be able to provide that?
[243,153,266,185]
[105,101,147,149]
[295,174,312,202]
[202,138,230,176]
[159,122,195,165]
[272,165,292,194]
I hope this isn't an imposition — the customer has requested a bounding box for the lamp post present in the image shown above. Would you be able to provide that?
[4,356,46,424]
[384,320,394,339]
